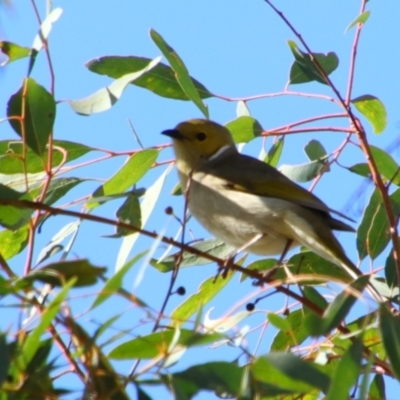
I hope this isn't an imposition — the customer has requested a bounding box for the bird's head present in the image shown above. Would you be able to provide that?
[162,119,236,174]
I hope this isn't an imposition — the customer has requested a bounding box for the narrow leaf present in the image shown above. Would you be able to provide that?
[115,164,171,270]
[171,274,234,323]
[368,374,386,400]
[265,137,284,168]
[17,278,75,371]
[268,313,291,332]
[306,275,370,336]
[370,145,400,185]
[86,55,212,100]
[326,339,363,400]
[345,11,371,33]
[109,330,222,359]
[0,334,11,386]
[28,259,106,287]
[379,304,400,380]
[358,188,400,260]
[150,29,208,118]
[153,238,234,272]
[166,362,242,399]
[264,353,330,392]
[36,220,81,264]
[70,57,161,115]
[91,251,147,309]
[32,8,63,52]
[112,193,142,237]
[89,149,158,209]
[270,309,310,351]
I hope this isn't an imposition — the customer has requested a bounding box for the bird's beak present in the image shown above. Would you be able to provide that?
[161,129,185,140]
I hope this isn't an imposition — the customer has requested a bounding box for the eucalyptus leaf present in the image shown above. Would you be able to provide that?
[351,95,387,134]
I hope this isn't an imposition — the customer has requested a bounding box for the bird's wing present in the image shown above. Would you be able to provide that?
[203,152,354,223]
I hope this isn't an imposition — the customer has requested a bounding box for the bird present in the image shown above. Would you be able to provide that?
[161,118,361,280]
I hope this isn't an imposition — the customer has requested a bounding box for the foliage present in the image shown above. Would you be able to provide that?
[0,1,398,399]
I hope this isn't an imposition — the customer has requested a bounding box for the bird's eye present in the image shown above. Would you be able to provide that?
[196,132,207,141]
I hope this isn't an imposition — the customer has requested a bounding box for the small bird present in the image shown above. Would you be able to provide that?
[162,119,360,279]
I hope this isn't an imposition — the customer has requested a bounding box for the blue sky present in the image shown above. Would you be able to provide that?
[1,0,400,398]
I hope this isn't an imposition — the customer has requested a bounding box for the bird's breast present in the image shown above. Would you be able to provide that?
[185,172,299,255]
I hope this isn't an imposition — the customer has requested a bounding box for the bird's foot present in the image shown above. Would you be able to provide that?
[214,257,235,282]
[252,263,281,286]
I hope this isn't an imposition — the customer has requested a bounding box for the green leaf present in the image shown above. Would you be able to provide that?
[0,41,30,65]
[348,163,370,178]
[69,57,161,115]
[0,276,31,296]
[0,225,29,260]
[242,258,277,282]
[265,353,330,392]
[326,339,363,400]
[249,252,351,284]
[357,188,400,260]
[0,140,92,174]
[251,355,324,394]
[345,11,371,33]
[351,95,387,134]
[368,374,386,400]
[166,362,242,399]
[270,309,310,351]
[265,137,284,168]
[153,238,235,272]
[370,145,400,185]
[0,184,33,229]
[0,334,11,386]
[27,259,106,287]
[112,193,142,237]
[29,177,84,205]
[357,189,380,260]
[332,313,384,360]
[225,116,263,143]
[150,29,209,118]
[268,313,292,332]
[306,275,370,336]
[17,278,75,371]
[303,286,328,311]
[171,273,234,323]
[91,251,147,309]
[109,330,223,359]
[279,158,327,182]
[89,149,158,209]
[288,40,339,85]
[86,55,213,101]
[7,78,56,156]
[379,304,400,380]
[385,251,399,291]
[115,166,170,270]
[291,251,353,283]
[304,139,327,162]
